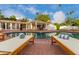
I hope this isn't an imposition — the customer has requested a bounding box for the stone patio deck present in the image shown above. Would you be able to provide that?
[19,39,67,55]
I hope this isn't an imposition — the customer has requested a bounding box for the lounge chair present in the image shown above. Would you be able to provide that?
[51,35,79,55]
[0,35,34,55]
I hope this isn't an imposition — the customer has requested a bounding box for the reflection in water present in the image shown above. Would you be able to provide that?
[5,32,55,39]
[5,32,79,40]
[57,32,79,39]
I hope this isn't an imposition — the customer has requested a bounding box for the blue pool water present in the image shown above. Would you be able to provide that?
[57,32,79,39]
[69,33,79,39]
[5,32,79,39]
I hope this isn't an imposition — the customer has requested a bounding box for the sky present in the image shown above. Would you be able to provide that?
[0,4,79,23]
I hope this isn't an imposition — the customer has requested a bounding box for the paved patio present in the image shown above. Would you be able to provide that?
[19,39,67,55]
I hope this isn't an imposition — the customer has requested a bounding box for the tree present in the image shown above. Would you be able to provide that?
[60,17,74,26]
[19,18,29,22]
[53,23,60,35]
[65,17,73,25]
[9,15,16,21]
[66,10,75,16]
[35,14,51,22]
[54,23,60,30]
[74,19,79,26]
[60,9,75,26]
[0,10,5,20]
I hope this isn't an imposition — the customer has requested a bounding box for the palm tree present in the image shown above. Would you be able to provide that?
[66,10,75,16]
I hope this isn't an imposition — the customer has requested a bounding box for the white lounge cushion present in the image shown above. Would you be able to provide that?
[54,36,79,55]
[0,35,33,53]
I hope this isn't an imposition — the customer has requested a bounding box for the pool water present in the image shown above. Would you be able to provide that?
[6,32,52,39]
[58,32,79,39]
[5,32,79,39]
[69,33,79,39]
[35,33,50,39]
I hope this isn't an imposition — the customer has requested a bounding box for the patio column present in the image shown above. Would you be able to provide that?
[28,24,30,29]
[15,23,17,30]
[10,23,12,30]
[28,23,31,29]
[28,24,30,30]
[30,23,32,29]
[26,24,27,30]
[5,23,7,30]
[18,23,20,30]
[35,22,37,30]
[0,22,2,30]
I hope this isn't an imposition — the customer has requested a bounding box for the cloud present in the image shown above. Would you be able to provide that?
[49,12,53,15]
[26,6,39,14]
[42,11,53,15]
[2,9,25,19]
[28,18,33,21]
[25,6,53,16]
[42,11,48,15]
[52,11,66,24]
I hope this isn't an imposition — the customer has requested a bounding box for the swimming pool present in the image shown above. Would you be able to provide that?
[5,32,54,39]
[69,33,79,39]
[5,32,79,39]
[57,32,79,39]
